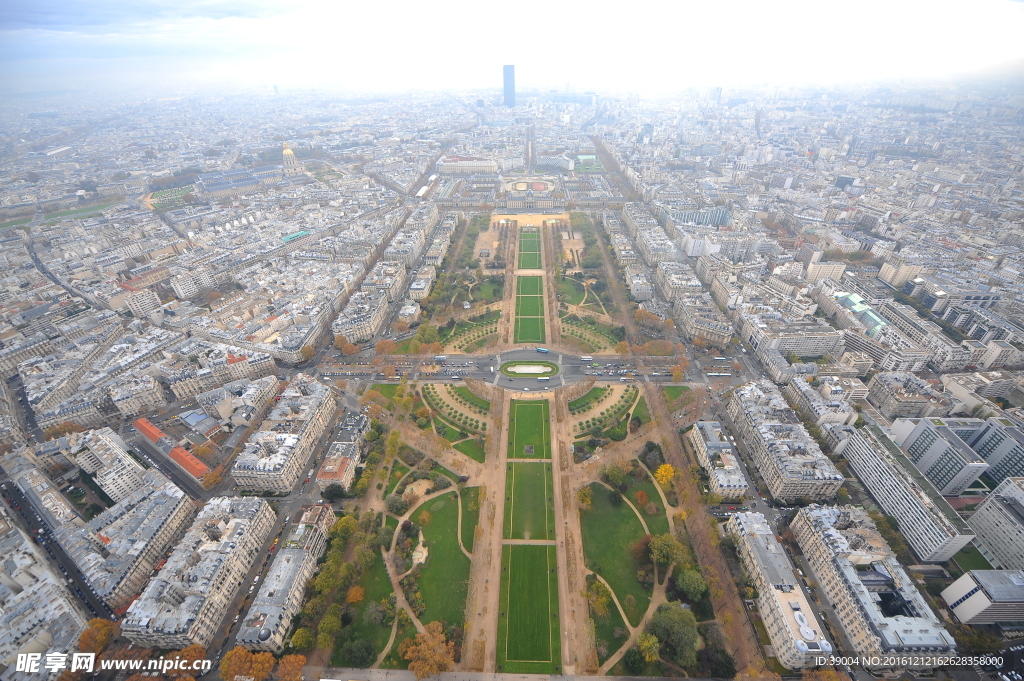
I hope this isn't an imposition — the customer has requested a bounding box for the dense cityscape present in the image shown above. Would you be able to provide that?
[1,64,1024,681]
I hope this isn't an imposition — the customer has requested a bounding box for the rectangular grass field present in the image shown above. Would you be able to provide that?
[516,275,543,295]
[508,399,551,458]
[518,252,541,269]
[503,461,554,540]
[514,317,545,343]
[516,295,544,317]
[497,544,562,673]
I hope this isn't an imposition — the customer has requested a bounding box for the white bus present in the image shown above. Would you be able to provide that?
[580,356,593,361]
[537,377,550,382]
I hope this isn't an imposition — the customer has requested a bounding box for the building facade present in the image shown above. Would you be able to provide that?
[121,497,276,649]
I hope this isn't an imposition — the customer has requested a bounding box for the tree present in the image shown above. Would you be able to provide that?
[78,618,119,655]
[44,422,87,441]
[615,341,630,355]
[415,323,440,345]
[322,483,345,501]
[201,468,223,490]
[376,339,397,356]
[341,639,375,667]
[290,628,315,652]
[347,585,366,604]
[648,601,699,667]
[637,632,661,662]
[219,647,253,681]
[577,487,593,508]
[654,464,675,485]
[587,579,612,620]
[836,487,850,504]
[383,364,397,379]
[392,320,409,333]
[649,534,686,566]
[634,490,649,507]
[248,653,275,681]
[401,621,455,680]
[299,345,315,362]
[624,647,646,674]
[166,646,207,678]
[385,495,409,516]
[670,365,684,382]
[802,672,843,681]
[276,655,306,681]
[676,569,708,601]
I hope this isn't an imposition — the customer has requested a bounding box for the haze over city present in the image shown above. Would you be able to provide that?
[3,4,1024,681]
[4,0,1024,94]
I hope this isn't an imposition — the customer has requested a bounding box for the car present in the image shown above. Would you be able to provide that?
[728,506,735,510]
[523,387,531,391]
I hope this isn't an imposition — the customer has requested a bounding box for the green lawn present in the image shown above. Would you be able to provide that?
[330,547,395,666]
[632,396,650,425]
[454,438,486,463]
[508,400,551,458]
[625,472,669,536]
[0,217,31,230]
[433,417,462,442]
[372,383,400,399]
[497,544,561,673]
[953,543,994,572]
[588,575,629,664]
[557,278,586,305]
[579,483,652,626]
[454,386,490,411]
[414,493,471,627]
[568,387,607,412]
[516,295,544,317]
[44,199,123,221]
[662,385,690,401]
[516,276,543,295]
[477,279,505,302]
[461,486,480,552]
[387,464,410,496]
[380,622,417,669]
[385,515,398,544]
[518,253,542,269]
[514,317,546,343]
[503,462,554,540]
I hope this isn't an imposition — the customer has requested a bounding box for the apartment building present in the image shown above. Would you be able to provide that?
[879,258,924,289]
[894,419,989,495]
[54,469,193,610]
[727,512,832,669]
[783,377,857,427]
[361,261,406,301]
[793,506,956,664]
[967,477,1024,570]
[671,292,733,348]
[126,289,162,318]
[866,372,953,419]
[624,265,654,301]
[68,428,148,503]
[332,290,389,343]
[237,504,336,652]
[231,374,336,492]
[831,426,973,562]
[170,268,217,300]
[805,261,846,284]
[316,441,360,493]
[688,421,748,501]
[0,505,88,681]
[967,418,1024,484]
[728,381,843,502]
[122,497,276,649]
[942,570,1024,625]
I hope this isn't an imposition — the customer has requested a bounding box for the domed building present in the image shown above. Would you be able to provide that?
[282,142,304,177]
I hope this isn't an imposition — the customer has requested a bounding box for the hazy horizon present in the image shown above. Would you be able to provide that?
[4,0,1024,98]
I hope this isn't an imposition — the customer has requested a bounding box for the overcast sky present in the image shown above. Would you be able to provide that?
[3,0,1024,96]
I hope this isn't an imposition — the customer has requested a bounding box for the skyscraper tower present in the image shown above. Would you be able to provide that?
[503,65,515,108]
